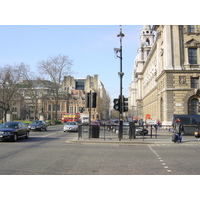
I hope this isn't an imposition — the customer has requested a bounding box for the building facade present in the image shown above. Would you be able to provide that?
[14,74,110,122]
[62,74,110,121]
[129,25,200,125]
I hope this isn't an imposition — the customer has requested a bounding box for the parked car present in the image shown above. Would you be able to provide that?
[28,120,47,131]
[63,121,79,132]
[0,121,30,142]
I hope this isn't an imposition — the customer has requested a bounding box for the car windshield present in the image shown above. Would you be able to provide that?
[0,122,19,129]
[66,122,77,125]
[32,121,43,125]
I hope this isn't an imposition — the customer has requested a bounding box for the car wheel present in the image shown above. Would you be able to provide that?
[13,133,18,142]
[25,131,29,139]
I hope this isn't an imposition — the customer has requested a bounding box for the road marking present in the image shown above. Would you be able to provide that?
[41,133,58,137]
[148,145,172,174]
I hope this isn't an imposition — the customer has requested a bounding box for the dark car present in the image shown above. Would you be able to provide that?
[136,127,148,135]
[0,121,30,142]
[28,120,47,131]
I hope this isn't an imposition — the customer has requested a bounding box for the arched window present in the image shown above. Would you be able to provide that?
[188,98,199,114]
[146,38,150,46]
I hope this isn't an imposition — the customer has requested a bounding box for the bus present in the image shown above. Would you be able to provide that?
[61,113,80,123]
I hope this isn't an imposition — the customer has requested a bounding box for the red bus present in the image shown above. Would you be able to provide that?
[61,113,80,123]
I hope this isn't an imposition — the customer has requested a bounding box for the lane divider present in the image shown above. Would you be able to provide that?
[148,145,172,174]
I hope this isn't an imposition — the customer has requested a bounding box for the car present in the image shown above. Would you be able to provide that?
[114,122,148,136]
[28,120,47,131]
[136,127,148,135]
[0,121,30,142]
[63,121,79,132]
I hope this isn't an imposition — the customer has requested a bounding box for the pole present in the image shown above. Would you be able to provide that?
[89,90,92,139]
[118,25,125,141]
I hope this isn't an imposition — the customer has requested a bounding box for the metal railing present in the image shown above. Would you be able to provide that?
[77,123,171,141]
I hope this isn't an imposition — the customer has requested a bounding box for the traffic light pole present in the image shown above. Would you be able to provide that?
[89,90,92,139]
[117,26,125,141]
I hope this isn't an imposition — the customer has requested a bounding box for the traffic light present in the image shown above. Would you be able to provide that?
[113,98,121,111]
[123,96,128,112]
[85,92,97,108]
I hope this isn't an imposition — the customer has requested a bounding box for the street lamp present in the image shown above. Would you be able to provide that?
[114,25,125,141]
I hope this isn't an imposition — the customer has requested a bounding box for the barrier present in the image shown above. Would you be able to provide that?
[77,123,168,141]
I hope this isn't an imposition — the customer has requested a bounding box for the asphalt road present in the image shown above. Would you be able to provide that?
[1,125,200,175]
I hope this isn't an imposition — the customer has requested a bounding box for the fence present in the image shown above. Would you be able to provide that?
[77,123,169,141]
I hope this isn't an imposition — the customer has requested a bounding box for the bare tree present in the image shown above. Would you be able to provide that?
[0,64,24,121]
[37,54,73,120]
[17,63,39,120]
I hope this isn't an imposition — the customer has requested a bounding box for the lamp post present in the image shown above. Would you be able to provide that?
[115,25,125,141]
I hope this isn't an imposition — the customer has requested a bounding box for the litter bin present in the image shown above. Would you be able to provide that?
[90,125,100,138]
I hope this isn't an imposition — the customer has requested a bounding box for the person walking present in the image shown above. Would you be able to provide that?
[173,118,184,142]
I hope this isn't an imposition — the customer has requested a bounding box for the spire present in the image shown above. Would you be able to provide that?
[137,25,155,61]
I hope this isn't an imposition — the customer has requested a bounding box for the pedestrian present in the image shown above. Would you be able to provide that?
[139,119,144,126]
[173,118,184,142]
[157,120,161,129]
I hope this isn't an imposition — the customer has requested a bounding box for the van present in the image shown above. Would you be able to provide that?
[172,114,200,135]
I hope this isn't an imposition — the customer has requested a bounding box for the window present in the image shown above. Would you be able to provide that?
[146,39,150,46]
[191,78,199,88]
[53,104,60,111]
[48,104,51,111]
[188,25,195,33]
[188,48,197,64]
[190,98,199,114]
[76,80,85,90]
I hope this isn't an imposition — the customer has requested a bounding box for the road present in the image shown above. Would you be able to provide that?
[1,125,200,175]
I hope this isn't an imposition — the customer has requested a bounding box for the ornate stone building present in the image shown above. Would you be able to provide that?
[61,74,110,121]
[129,25,200,125]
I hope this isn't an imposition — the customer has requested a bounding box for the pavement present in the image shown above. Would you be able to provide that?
[70,128,199,145]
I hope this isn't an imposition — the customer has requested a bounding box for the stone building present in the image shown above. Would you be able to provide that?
[16,74,110,121]
[62,74,110,121]
[129,25,200,125]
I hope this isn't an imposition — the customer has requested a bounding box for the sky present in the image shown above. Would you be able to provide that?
[0,25,142,100]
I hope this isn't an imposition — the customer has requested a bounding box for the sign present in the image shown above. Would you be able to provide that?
[146,119,157,125]
[175,103,183,106]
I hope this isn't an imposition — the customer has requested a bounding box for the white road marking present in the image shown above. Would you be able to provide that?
[41,133,58,137]
[148,145,172,173]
